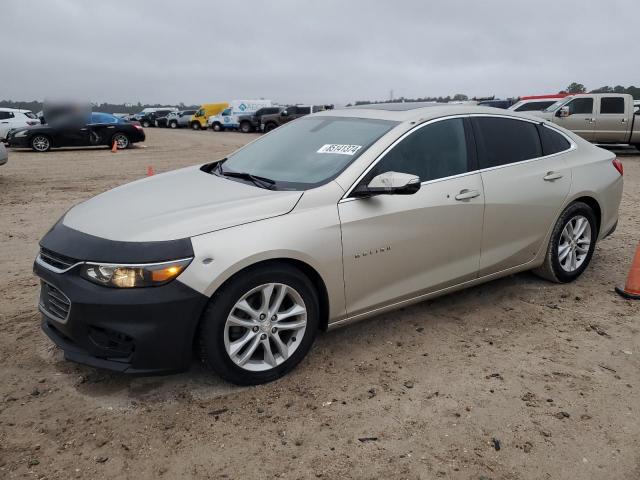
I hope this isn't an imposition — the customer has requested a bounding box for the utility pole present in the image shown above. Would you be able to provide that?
[390,89,394,102]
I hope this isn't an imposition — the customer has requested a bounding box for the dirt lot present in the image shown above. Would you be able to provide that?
[0,129,638,479]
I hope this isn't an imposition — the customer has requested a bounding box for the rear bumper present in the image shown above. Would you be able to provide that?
[5,136,30,148]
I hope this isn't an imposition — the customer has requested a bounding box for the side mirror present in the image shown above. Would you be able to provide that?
[557,106,570,118]
[281,110,288,116]
[354,171,421,197]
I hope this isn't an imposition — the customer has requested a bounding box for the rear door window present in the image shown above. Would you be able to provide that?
[0,111,13,120]
[600,97,625,114]
[472,117,542,168]
[369,118,470,182]
[516,101,556,112]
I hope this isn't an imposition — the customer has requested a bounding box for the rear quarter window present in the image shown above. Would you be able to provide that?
[600,97,625,114]
[472,117,542,168]
[538,125,571,156]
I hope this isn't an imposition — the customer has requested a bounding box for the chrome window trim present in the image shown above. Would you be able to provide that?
[338,113,576,203]
[36,254,83,274]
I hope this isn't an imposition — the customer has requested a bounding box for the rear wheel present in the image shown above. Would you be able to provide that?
[169,120,178,128]
[240,121,252,133]
[198,264,319,385]
[533,202,597,283]
[264,122,277,133]
[111,133,130,149]
[31,135,51,152]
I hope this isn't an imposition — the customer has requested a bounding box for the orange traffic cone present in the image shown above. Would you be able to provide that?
[111,140,118,153]
[615,243,640,300]
[146,166,154,176]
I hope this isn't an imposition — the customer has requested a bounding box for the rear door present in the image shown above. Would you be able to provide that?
[472,116,572,275]
[339,117,484,316]
[593,96,630,144]
[554,97,596,141]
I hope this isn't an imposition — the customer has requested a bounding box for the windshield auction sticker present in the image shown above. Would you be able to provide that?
[317,144,362,155]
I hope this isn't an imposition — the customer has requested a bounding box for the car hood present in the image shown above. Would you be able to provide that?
[62,165,303,242]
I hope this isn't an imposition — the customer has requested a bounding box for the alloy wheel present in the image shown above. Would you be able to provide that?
[558,214,591,272]
[223,283,307,372]
[113,134,129,149]
[32,136,50,152]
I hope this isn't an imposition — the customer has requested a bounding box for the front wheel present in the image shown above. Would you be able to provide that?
[211,123,222,132]
[191,122,201,130]
[198,264,319,385]
[31,135,51,152]
[240,121,252,133]
[169,121,178,128]
[142,120,151,128]
[264,122,277,133]
[533,202,597,283]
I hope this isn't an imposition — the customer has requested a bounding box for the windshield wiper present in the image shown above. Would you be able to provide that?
[216,161,276,190]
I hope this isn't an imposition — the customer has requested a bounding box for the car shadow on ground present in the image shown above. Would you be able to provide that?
[55,270,547,405]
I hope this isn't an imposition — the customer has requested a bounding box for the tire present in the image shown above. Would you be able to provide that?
[533,202,597,283]
[264,122,277,133]
[31,135,51,152]
[198,264,319,385]
[211,123,222,132]
[111,133,130,149]
[191,122,201,130]
[240,121,252,133]
[634,144,640,152]
[169,121,178,129]
[142,120,151,128]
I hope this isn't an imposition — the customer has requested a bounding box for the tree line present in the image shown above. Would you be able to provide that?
[0,101,200,114]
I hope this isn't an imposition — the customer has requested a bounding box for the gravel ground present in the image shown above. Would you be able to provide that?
[0,129,638,479]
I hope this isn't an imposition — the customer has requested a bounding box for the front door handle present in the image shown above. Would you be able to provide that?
[543,171,563,181]
[455,189,480,201]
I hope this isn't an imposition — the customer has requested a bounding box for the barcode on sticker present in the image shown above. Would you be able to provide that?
[317,144,362,155]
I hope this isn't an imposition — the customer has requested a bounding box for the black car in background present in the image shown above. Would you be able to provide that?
[6,112,145,152]
[237,107,282,133]
[138,109,175,127]
[477,99,516,109]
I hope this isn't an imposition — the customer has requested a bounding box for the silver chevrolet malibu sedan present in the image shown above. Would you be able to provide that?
[34,104,623,385]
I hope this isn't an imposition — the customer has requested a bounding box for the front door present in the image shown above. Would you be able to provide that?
[339,117,484,317]
[553,97,596,141]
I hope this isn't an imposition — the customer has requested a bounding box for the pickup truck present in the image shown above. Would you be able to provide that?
[260,105,326,132]
[537,93,640,148]
[236,107,282,133]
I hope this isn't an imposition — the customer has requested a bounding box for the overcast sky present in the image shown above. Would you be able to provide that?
[2,0,639,106]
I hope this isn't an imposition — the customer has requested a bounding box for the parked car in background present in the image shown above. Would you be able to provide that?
[33,103,622,385]
[0,142,7,167]
[167,110,197,129]
[191,103,228,130]
[260,105,325,132]
[6,112,145,152]
[237,107,282,133]
[154,111,174,128]
[509,94,570,113]
[634,100,639,114]
[136,108,178,127]
[208,100,273,132]
[477,99,516,109]
[0,108,40,140]
[537,93,640,148]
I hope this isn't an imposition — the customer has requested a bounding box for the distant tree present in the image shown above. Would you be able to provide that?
[564,82,586,94]
[452,93,468,101]
[590,85,613,93]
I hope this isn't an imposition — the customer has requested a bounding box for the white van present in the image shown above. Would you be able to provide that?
[208,100,272,131]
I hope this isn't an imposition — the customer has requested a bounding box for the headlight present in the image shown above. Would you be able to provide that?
[80,258,192,288]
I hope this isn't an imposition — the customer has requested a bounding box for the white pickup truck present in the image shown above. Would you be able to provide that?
[537,93,640,149]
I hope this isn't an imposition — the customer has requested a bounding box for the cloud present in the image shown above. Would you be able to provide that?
[2,0,638,105]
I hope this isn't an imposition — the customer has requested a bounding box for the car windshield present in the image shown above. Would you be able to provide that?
[544,99,568,112]
[23,111,38,119]
[218,116,398,190]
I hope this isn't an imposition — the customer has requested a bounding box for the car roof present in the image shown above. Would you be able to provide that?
[0,107,32,113]
[315,103,539,123]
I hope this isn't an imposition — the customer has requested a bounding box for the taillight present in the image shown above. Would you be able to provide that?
[612,158,623,176]
[26,120,38,126]
[134,124,143,131]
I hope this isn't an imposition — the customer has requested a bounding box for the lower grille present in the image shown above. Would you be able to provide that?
[40,281,71,323]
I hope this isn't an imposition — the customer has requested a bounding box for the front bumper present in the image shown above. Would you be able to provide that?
[35,260,208,374]
[34,222,208,374]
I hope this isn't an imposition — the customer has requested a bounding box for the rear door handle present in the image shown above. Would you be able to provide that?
[543,171,563,181]
[455,189,480,201]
